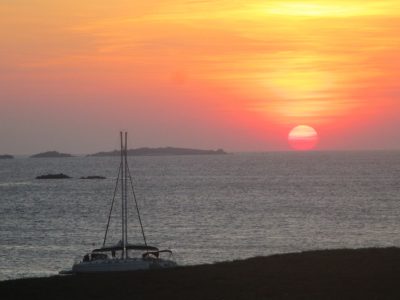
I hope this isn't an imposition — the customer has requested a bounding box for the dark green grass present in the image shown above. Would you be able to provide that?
[2,248,400,299]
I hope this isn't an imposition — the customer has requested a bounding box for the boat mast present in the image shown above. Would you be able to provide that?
[102,132,149,256]
[120,131,126,259]
[124,132,128,253]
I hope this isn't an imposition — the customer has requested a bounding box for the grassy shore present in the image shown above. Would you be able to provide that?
[2,247,400,299]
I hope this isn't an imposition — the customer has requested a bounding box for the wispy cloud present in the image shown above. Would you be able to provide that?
[1,0,399,149]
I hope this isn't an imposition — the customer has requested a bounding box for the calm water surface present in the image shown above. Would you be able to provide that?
[1,151,400,280]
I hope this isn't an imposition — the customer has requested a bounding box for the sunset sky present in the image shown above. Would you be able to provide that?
[1,0,399,154]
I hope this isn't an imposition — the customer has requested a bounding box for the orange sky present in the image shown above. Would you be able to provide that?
[1,0,399,153]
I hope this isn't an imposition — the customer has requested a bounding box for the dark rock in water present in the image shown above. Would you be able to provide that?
[80,176,106,179]
[36,173,72,179]
[30,151,73,158]
[89,147,227,157]
[0,154,13,159]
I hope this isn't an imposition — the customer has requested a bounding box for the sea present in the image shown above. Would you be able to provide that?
[1,151,400,281]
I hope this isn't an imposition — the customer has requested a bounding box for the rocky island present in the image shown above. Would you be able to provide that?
[89,147,226,157]
[36,173,71,179]
[0,154,14,159]
[30,151,73,158]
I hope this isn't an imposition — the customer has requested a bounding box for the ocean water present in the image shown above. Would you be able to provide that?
[1,151,400,281]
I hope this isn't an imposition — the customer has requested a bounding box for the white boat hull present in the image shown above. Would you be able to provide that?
[72,258,177,273]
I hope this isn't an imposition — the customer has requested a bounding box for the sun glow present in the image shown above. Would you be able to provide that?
[267,70,334,100]
[263,2,374,17]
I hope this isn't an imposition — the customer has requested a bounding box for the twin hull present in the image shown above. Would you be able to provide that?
[72,258,177,273]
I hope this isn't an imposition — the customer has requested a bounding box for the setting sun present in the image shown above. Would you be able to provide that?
[288,125,319,151]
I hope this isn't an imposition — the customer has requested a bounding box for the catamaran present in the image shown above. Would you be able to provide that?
[70,132,177,273]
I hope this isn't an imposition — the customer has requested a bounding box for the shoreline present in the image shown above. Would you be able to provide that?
[2,247,400,299]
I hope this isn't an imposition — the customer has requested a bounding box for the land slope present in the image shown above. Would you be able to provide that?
[0,154,13,159]
[89,147,226,157]
[2,248,400,299]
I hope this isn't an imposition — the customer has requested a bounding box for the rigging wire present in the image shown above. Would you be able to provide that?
[126,165,148,247]
[103,131,148,250]
[102,162,122,247]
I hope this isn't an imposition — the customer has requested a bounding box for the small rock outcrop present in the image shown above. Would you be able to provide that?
[80,176,106,180]
[36,173,72,179]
